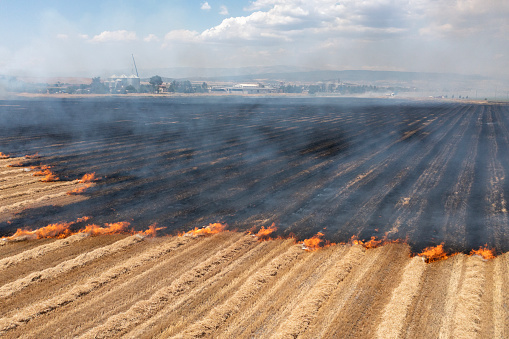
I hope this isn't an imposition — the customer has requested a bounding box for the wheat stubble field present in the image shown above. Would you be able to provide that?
[0,97,509,337]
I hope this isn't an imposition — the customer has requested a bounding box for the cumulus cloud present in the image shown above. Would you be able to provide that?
[56,34,69,40]
[90,30,137,43]
[191,1,420,44]
[144,34,160,42]
[201,2,211,11]
[219,5,229,15]
[79,34,89,40]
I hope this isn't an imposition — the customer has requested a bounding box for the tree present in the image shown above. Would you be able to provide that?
[149,75,163,92]
[125,85,137,93]
[90,77,108,94]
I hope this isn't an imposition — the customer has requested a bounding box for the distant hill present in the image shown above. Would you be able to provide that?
[133,67,490,90]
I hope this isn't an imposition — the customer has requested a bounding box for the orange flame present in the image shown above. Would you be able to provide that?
[32,165,59,182]
[79,172,97,183]
[67,186,89,195]
[347,235,400,249]
[32,165,50,175]
[5,222,73,240]
[417,243,448,263]
[76,216,91,223]
[140,223,167,237]
[179,223,228,237]
[7,161,26,167]
[254,223,277,240]
[302,232,335,251]
[470,244,496,260]
[1,216,91,241]
[0,152,10,159]
[79,222,131,236]
[1,218,169,243]
[24,152,39,159]
[67,172,98,195]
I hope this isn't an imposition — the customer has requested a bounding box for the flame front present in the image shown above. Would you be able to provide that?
[80,222,131,236]
[67,172,97,195]
[302,232,335,251]
[5,222,73,240]
[254,223,277,239]
[417,243,448,263]
[79,172,97,183]
[1,216,91,241]
[67,186,89,195]
[24,152,39,159]
[470,244,496,260]
[0,152,10,159]
[180,223,228,237]
[32,165,59,182]
[7,161,25,167]
[140,223,167,237]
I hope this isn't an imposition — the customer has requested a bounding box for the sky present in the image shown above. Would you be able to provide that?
[0,0,508,78]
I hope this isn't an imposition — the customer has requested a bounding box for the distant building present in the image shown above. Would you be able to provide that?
[211,83,274,94]
[105,74,140,92]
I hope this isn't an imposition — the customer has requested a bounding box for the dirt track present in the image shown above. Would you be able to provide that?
[0,232,507,338]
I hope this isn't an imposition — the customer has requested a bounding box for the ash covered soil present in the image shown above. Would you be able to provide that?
[1,97,509,253]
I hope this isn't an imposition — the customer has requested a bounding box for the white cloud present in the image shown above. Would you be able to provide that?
[90,30,137,43]
[144,34,160,42]
[56,34,69,40]
[194,1,420,44]
[201,2,211,11]
[79,34,89,40]
[219,5,229,15]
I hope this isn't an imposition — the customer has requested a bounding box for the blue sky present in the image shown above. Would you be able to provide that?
[0,0,508,77]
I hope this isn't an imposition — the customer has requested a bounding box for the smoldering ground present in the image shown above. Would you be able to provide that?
[0,97,508,253]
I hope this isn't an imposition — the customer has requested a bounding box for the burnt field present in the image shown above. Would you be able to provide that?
[1,97,509,253]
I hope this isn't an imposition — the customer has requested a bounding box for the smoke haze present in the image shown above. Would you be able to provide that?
[1,1,508,78]
[1,97,509,254]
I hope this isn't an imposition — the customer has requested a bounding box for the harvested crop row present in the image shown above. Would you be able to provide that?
[79,235,260,338]
[177,244,304,338]
[0,233,89,271]
[0,235,196,335]
[0,233,507,339]
[0,234,144,300]
[130,237,294,338]
[274,245,366,338]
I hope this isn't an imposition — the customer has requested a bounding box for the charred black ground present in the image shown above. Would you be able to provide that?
[1,97,508,253]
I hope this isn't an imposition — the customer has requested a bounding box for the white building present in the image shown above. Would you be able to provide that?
[106,74,140,92]
[211,83,274,94]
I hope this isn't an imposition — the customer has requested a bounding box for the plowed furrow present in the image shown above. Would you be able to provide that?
[216,246,352,339]
[375,256,426,338]
[78,235,260,338]
[451,256,487,338]
[174,244,304,338]
[0,235,143,300]
[0,238,56,259]
[0,233,90,271]
[274,245,365,338]
[301,246,385,338]
[404,255,463,338]
[1,235,237,338]
[130,238,293,338]
[308,244,410,338]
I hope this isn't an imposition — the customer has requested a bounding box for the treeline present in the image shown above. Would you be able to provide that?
[281,83,409,94]
[166,80,209,93]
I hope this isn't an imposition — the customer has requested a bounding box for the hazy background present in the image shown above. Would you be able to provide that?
[0,0,508,80]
